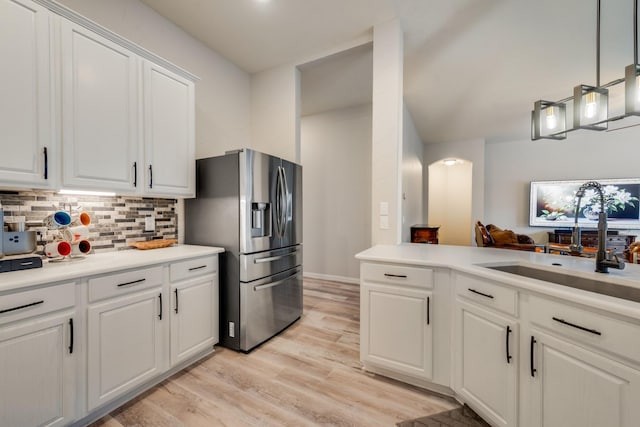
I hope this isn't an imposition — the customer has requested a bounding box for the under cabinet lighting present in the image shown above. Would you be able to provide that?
[58,189,116,197]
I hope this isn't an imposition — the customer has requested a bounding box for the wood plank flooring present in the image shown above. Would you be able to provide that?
[90,278,459,427]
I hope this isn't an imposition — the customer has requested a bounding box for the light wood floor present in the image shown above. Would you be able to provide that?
[90,278,458,427]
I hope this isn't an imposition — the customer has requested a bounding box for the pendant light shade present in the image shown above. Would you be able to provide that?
[531,101,567,140]
[573,85,608,130]
[625,64,640,115]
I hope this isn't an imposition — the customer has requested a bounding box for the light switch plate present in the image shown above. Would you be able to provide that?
[379,202,389,215]
[380,215,389,229]
[144,216,155,232]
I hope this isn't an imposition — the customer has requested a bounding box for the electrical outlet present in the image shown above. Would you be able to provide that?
[229,322,235,338]
[144,216,155,232]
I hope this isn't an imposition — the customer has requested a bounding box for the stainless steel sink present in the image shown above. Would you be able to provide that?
[485,264,640,303]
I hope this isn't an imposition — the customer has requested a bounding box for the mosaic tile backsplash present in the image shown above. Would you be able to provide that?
[0,190,177,253]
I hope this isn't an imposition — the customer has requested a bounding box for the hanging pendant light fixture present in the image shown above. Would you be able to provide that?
[532,0,639,140]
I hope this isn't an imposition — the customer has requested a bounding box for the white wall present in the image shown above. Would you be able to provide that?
[301,104,372,282]
[423,138,485,245]
[401,104,424,242]
[57,0,252,159]
[485,127,640,243]
[250,65,301,163]
[371,19,404,245]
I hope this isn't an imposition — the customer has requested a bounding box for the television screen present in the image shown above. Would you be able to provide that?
[529,179,640,229]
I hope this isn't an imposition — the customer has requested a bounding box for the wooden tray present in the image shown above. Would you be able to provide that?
[129,239,177,250]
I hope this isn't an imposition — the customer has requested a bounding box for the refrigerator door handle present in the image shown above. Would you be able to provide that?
[275,166,287,238]
[253,269,299,291]
[254,253,296,264]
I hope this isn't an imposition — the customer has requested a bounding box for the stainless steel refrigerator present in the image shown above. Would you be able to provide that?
[185,149,302,352]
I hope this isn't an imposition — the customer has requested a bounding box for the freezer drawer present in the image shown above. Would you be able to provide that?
[239,266,302,351]
[240,245,302,283]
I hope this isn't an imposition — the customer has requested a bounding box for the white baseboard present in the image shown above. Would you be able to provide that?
[303,272,360,285]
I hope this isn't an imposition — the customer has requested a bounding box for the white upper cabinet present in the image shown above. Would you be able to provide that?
[1,0,196,196]
[0,0,55,189]
[60,19,139,193]
[143,61,195,197]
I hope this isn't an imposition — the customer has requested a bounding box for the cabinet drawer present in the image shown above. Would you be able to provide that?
[170,256,216,282]
[361,262,433,289]
[528,294,640,365]
[88,266,163,302]
[0,282,75,326]
[455,273,518,317]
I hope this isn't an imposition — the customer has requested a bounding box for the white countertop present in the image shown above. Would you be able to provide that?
[357,244,640,321]
[0,245,224,293]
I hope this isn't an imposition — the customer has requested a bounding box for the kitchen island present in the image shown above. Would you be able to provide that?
[0,245,223,427]
[357,244,640,427]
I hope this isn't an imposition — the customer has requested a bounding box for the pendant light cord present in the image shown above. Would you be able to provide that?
[635,0,638,65]
[597,0,601,86]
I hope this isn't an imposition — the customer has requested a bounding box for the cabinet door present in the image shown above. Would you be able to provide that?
[361,281,433,379]
[523,329,640,427]
[454,300,518,427]
[170,274,218,366]
[143,60,195,197]
[0,311,76,427]
[61,19,139,192]
[87,288,164,410]
[0,0,54,188]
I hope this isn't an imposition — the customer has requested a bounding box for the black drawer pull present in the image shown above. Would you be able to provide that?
[0,300,44,315]
[117,278,146,287]
[427,296,430,325]
[530,336,537,377]
[468,288,494,299]
[552,317,602,336]
[384,273,407,278]
[174,288,179,314]
[133,162,137,187]
[158,293,163,320]
[188,265,207,271]
[506,325,512,363]
[69,318,74,354]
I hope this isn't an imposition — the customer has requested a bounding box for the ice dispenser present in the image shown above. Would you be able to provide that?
[251,202,271,237]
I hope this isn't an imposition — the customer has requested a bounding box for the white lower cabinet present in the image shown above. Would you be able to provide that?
[360,262,436,382]
[521,328,640,427]
[454,299,518,427]
[0,283,76,427]
[361,281,433,379]
[170,274,218,366]
[87,287,164,410]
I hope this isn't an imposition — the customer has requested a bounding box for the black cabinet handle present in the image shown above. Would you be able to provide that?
[69,318,74,354]
[117,278,146,287]
[188,265,207,271]
[552,317,602,336]
[384,273,407,278]
[43,147,48,180]
[0,300,44,315]
[506,325,512,363]
[133,162,137,187]
[174,289,179,314]
[426,296,430,325]
[149,165,153,189]
[468,288,494,299]
[158,293,162,320]
[530,336,537,377]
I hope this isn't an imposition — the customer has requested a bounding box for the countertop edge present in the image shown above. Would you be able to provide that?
[0,245,224,293]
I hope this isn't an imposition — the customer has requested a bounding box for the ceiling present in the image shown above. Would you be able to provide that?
[139,0,639,144]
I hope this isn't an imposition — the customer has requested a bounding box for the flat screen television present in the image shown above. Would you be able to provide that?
[529,178,640,229]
